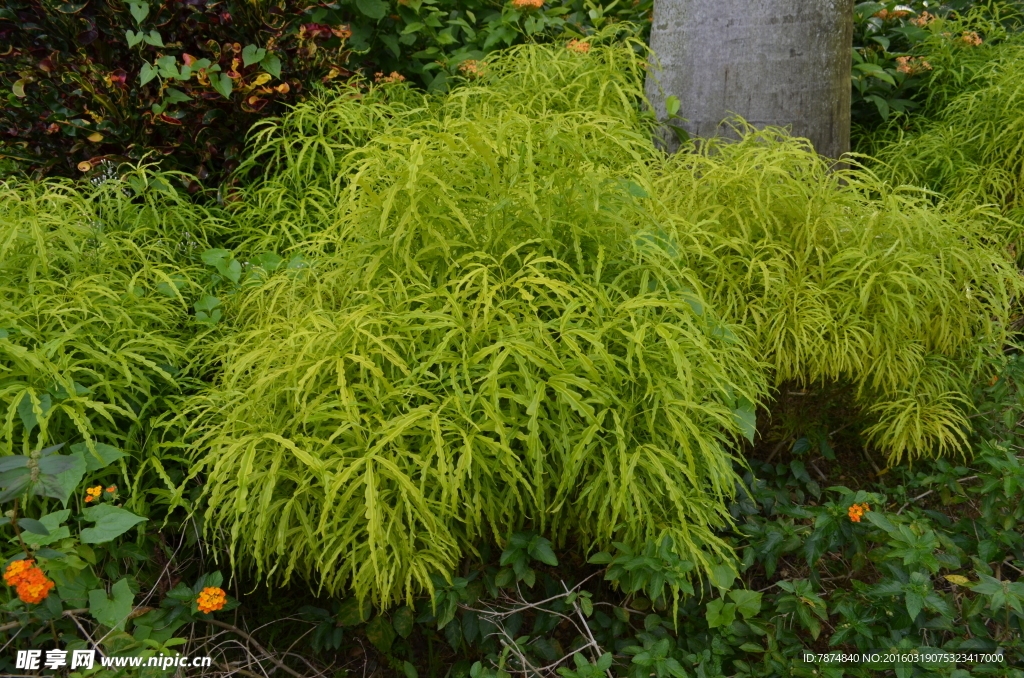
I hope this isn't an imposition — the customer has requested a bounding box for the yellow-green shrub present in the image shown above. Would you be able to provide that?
[176,39,767,606]
[0,171,223,461]
[654,125,1023,462]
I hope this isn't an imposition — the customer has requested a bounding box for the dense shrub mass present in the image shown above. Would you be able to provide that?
[655,128,1022,461]
[0,173,220,460]
[2,28,1024,673]
[2,36,1021,609]
[176,38,766,606]
[874,25,1024,225]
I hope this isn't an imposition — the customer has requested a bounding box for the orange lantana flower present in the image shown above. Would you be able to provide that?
[567,39,591,54]
[197,587,227,613]
[4,560,56,604]
[848,503,871,522]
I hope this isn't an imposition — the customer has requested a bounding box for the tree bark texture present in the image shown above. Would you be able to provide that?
[645,0,855,159]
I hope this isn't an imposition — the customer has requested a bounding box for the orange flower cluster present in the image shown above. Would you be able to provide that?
[910,11,935,27]
[197,586,227,613]
[567,39,591,54]
[848,503,871,522]
[85,485,102,502]
[873,8,908,20]
[895,56,933,75]
[4,560,55,604]
[511,0,543,10]
[374,71,406,84]
[959,31,983,46]
[459,60,487,78]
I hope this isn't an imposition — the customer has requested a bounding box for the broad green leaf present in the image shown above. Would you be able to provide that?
[728,589,762,619]
[140,62,157,85]
[89,578,135,631]
[709,562,736,591]
[17,517,50,536]
[337,598,371,626]
[528,537,558,566]
[242,44,267,67]
[393,605,414,638]
[366,616,395,652]
[356,0,388,19]
[665,95,680,117]
[22,510,70,547]
[129,1,149,23]
[79,504,147,544]
[211,73,233,99]
[732,398,756,443]
[705,599,736,628]
[41,450,85,507]
[18,392,52,433]
[71,442,126,472]
[0,474,31,503]
[261,54,281,78]
[0,456,27,473]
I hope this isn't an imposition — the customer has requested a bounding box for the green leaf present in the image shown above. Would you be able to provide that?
[0,456,27,473]
[728,589,762,619]
[129,1,149,24]
[79,504,147,544]
[393,605,414,638]
[732,398,756,443]
[366,616,396,652]
[195,295,222,319]
[403,662,418,678]
[528,536,558,566]
[17,518,50,536]
[164,87,191,104]
[196,570,224,591]
[0,474,31,503]
[41,449,83,507]
[126,29,144,47]
[356,0,388,19]
[211,73,233,99]
[71,442,126,472]
[864,510,896,533]
[705,599,736,628]
[337,598,371,626]
[665,95,680,117]
[18,392,52,433]
[140,62,157,85]
[89,578,135,631]
[22,510,70,547]
[904,590,924,620]
[37,454,75,476]
[167,582,195,602]
[790,460,811,484]
[867,94,890,120]
[143,30,164,47]
[709,562,736,591]
[261,54,281,78]
[242,44,267,68]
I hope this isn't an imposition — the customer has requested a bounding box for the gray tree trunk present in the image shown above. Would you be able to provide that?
[645,0,855,159]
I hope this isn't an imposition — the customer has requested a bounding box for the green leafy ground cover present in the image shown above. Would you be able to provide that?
[0,12,1023,678]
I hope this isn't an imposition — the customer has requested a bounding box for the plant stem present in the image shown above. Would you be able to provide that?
[10,499,34,560]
